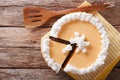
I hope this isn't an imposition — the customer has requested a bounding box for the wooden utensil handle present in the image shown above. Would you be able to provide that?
[54,4,110,16]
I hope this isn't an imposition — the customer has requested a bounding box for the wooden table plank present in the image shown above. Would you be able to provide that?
[0,69,74,80]
[0,0,120,26]
[0,27,50,48]
[0,0,119,7]
[107,68,120,80]
[0,68,119,80]
[0,0,82,7]
[0,47,48,68]
[115,62,120,68]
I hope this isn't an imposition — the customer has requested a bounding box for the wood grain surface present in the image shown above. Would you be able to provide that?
[0,0,120,80]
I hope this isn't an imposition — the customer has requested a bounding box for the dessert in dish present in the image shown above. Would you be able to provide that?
[41,12,109,74]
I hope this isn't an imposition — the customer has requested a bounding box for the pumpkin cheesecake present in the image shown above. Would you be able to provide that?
[41,12,109,74]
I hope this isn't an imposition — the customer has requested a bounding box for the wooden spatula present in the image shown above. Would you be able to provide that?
[23,4,110,28]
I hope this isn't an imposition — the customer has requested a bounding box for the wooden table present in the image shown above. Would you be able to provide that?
[0,0,120,80]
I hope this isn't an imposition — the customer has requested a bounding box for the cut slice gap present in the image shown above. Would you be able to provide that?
[49,36,76,69]
[49,36,70,45]
[62,44,77,69]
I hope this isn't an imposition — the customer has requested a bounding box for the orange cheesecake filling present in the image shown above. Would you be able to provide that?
[50,20,101,69]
